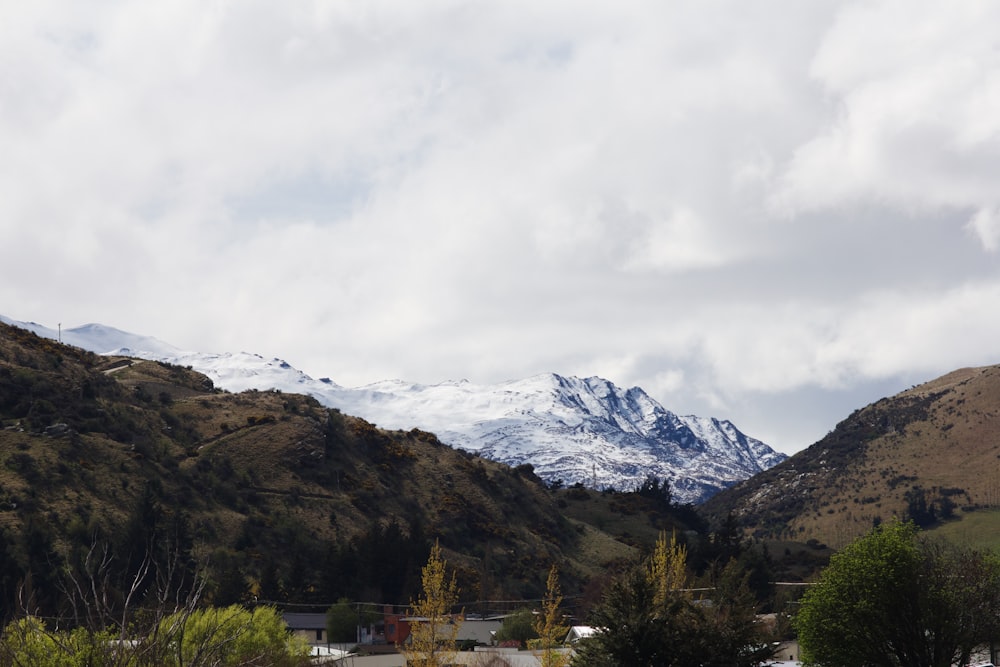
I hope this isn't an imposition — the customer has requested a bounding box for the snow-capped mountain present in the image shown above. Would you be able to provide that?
[323,374,786,503]
[1,317,786,503]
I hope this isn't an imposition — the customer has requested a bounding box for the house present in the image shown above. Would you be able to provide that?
[564,626,596,643]
[381,607,510,649]
[309,645,355,664]
[282,612,329,645]
[456,617,504,645]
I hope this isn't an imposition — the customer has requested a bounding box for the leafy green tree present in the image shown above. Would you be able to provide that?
[495,608,537,648]
[326,598,359,643]
[796,520,1000,667]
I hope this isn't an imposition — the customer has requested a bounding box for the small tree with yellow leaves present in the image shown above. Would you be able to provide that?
[402,540,462,667]
[532,565,570,667]
[647,530,690,609]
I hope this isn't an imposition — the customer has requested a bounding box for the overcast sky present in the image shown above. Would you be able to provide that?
[4,1,1000,454]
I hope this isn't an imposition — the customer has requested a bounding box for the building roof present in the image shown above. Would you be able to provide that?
[565,626,596,643]
[282,612,327,630]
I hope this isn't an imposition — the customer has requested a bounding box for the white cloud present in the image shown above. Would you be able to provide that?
[3,1,1000,454]
[967,207,1000,252]
[770,0,1000,234]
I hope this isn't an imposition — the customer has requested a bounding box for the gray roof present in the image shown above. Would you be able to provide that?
[283,612,327,630]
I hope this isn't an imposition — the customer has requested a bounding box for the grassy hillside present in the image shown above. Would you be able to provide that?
[1,321,720,621]
[704,365,1000,549]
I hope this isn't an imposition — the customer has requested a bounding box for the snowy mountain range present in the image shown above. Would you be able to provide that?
[1,316,786,503]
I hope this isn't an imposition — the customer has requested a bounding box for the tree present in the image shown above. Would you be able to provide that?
[796,520,1000,667]
[495,608,537,648]
[698,559,777,667]
[0,529,23,623]
[634,475,671,506]
[574,533,700,667]
[573,531,773,667]
[326,598,360,643]
[402,540,461,667]
[647,531,689,608]
[533,565,570,667]
[904,487,935,527]
[572,567,701,667]
[21,519,65,618]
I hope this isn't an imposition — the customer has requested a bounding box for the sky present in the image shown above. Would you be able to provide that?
[3,1,1000,455]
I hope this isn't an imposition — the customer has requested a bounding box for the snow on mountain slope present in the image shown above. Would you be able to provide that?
[1,316,785,503]
[0,317,182,358]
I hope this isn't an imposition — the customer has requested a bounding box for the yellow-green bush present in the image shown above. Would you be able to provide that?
[157,605,309,667]
[0,606,309,667]
[0,617,119,667]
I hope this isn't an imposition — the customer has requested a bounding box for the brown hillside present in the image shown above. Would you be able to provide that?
[1,321,697,615]
[703,365,1000,548]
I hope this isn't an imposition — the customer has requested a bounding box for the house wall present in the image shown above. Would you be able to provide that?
[282,612,329,646]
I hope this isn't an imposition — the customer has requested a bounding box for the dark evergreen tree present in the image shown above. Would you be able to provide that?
[904,486,936,527]
[0,528,24,622]
[574,531,775,667]
[117,481,163,595]
[573,568,700,667]
[21,518,64,618]
[257,557,283,603]
[634,475,672,507]
[209,551,248,606]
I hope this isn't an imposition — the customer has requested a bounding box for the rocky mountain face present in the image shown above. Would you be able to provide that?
[1,317,785,503]
[702,364,1000,547]
[320,373,785,504]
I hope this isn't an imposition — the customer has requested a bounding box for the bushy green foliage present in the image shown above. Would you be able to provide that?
[495,608,537,647]
[158,605,309,666]
[0,618,123,667]
[0,607,309,667]
[325,598,360,643]
[796,520,1000,667]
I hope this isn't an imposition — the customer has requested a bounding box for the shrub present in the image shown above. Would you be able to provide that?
[157,605,310,666]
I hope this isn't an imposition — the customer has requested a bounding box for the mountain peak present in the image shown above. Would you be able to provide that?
[2,315,786,503]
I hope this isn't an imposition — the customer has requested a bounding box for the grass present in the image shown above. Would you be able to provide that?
[926,509,1000,551]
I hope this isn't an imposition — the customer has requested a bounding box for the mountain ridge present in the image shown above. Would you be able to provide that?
[702,363,1000,548]
[0,316,785,503]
